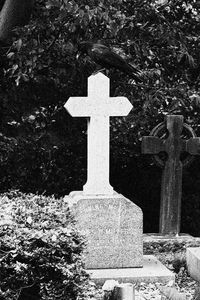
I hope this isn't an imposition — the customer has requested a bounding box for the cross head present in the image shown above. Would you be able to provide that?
[65,73,133,195]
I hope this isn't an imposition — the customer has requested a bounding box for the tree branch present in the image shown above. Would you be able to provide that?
[0,0,34,42]
[0,0,5,11]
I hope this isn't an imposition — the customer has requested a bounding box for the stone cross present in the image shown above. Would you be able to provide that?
[142,115,200,235]
[65,73,133,195]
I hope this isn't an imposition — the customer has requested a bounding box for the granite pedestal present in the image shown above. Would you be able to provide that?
[66,191,143,269]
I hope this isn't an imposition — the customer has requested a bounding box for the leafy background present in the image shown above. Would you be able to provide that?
[1,0,200,234]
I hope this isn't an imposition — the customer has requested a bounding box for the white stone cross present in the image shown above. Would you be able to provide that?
[64,73,133,195]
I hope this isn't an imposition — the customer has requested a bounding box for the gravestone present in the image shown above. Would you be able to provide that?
[64,73,143,269]
[68,193,142,269]
[186,247,200,282]
[64,73,174,283]
[142,115,200,235]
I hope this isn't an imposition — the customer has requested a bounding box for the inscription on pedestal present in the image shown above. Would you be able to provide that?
[71,194,143,269]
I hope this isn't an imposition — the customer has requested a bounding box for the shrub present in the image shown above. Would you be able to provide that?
[0,190,91,300]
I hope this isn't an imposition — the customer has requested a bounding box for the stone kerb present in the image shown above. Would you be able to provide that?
[186,247,200,281]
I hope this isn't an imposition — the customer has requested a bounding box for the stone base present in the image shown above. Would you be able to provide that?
[186,247,200,281]
[65,191,143,269]
[87,255,175,285]
[143,233,194,242]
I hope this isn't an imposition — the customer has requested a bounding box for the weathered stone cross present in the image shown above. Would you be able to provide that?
[142,115,200,235]
[65,73,133,195]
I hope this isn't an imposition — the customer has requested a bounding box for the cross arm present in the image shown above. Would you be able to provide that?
[142,136,165,154]
[185,137,200,155]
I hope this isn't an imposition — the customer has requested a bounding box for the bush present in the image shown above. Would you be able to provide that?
[0,191,91,300]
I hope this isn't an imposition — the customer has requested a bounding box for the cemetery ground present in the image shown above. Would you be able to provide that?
[91,237,200,300]
[1,1,200,300]
[1,191,200,300]
[62,73,200,300]
[2,74,200,300]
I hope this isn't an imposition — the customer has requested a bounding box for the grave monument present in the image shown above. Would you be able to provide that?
[64,73,174,283]
[64,73,142,269]
[142,115,200,235]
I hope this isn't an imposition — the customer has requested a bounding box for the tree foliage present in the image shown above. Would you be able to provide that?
[3,0,200,135]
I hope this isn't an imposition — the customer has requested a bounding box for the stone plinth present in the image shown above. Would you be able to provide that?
[186,247,200,281]
[66,191,143,269]
[88,255,175,284]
